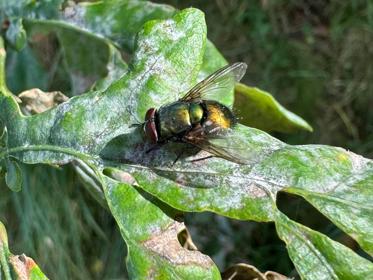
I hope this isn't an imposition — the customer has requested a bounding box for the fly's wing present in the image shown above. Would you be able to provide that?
[183,125,251,164]
[180,62,247,102]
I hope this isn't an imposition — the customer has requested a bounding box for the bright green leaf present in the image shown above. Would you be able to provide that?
[4,0,312,132]
[139,131,372,256]
[285,170,373,256]
[102,174,219,279]
[275,212,373,280]
[60,0,311,132]
[234,83,313,133]
[101,124,373,258]
[0,8,216,278]
[5,158,22,192]
[0,4,372,280]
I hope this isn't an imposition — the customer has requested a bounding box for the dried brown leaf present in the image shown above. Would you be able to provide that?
[222,263,289,280]
[10,254,37,280]
[143,221,213,268]
[18,88,68,114]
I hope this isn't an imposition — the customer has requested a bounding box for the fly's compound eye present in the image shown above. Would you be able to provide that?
[144,108,158,143]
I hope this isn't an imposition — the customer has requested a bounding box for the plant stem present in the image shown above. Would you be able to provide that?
[0,37,10,96]
[0,145,96,163]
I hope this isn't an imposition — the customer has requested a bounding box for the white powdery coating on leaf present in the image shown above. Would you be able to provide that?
[158,19,185,41]
[347,150,371,172]
[63,3,106,40]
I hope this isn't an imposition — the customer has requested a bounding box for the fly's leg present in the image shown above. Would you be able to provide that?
[189,155,214,163]
[130,123,143,128]
[172,149,185,166]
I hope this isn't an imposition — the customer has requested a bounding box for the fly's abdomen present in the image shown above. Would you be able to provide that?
[202,100,236,133]
[189,103,204,125]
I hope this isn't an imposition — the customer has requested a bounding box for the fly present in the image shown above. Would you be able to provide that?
[143,62,248,164]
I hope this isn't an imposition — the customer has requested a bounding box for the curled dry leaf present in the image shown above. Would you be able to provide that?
[178,228,198,251]
[143,221,212,268]
[221,263,289,280]
[18,88,69,114]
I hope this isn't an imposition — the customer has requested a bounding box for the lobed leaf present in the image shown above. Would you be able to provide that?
[275,212,373,280]
[5,158,22,192]
[102,175,219,279]
[12,0,311,133]
[1,8,219,278]
[102,123,373,259]
[62,0,311,131]
[0,4,372,280]
[234,83,313,133]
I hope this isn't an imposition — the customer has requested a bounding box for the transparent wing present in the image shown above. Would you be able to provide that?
[180,62,247,102]
[183,125,251,164]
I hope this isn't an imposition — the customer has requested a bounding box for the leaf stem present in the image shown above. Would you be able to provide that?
[0,144,98,164]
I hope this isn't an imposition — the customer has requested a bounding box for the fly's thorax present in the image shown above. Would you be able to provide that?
[202,100,236,132]
[157,102,192,140]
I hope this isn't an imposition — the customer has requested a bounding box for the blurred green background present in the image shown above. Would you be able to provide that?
[1,1,372,279]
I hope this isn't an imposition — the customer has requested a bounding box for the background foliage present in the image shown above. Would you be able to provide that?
[0,1,372,279]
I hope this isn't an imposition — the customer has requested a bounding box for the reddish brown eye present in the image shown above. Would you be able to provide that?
[144,108,158,143]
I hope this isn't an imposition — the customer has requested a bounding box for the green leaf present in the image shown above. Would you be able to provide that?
[78,0,176,52]
[4,0,312,132]
[285,171,373,256]
[0,222,11,280]
[109,125,373,255]
[5,18,27,51]
[0,0,62,20]
[59,0,311,132]
[0,8,217,278]
[0,126,7,148]
[5,158,22,192]
[0,4,372,280]
[91,44,128,92]
[275,212,373,280]
[102,174,219,279]
[234,83,313,133]
[22,19,112,94]
[0,7,206,162]
[5,44,50,94]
